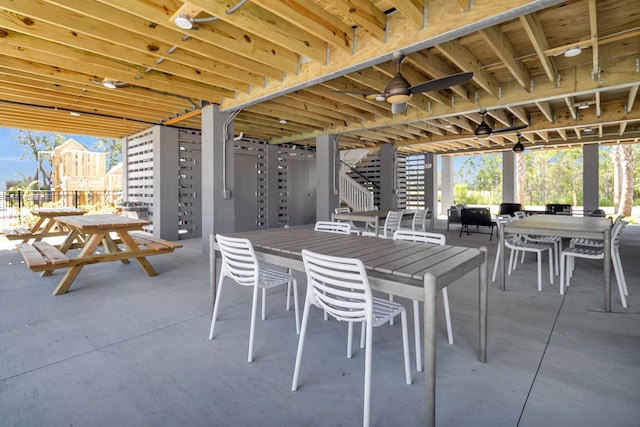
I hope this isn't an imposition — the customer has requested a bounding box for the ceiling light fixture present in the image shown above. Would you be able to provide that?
[564,46,582,57]
[577,103,590,110]
[512,133,525,152]
[174,14,194,29]
[444,124,453,129]
[102,79,118,89]
[69,111,81,117]
[279,119,287,124]
[582,127,594,133]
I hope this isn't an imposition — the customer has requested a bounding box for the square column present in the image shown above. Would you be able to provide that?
[502,151,517,203]
[315,134,339,221]
[201,104,236,254]
[379,143,398,210]
[583,144,599,211]
[440,156,453,216]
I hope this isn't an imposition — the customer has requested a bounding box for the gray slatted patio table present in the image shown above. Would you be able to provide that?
[210,228,488,427]
[331,209,410,235]
[499,214,613,311]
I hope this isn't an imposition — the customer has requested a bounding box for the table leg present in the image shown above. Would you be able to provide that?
[423,273,437,427]
[117,231,158,276]
[499,222,506,291]
[52,232,105,295]
[479,247,488,363]
[103,233,130,264]
[604,227,611,312]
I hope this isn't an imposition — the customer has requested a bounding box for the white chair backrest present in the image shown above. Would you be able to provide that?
[334,207,351,214]
[315,221,351,234]
[382,210,404,238]
[513,211,526,219]
[411,209,429,231]
[393,229,445,245]
[301,249,372,323]
[215,234,258,287]
[365,206,379,211]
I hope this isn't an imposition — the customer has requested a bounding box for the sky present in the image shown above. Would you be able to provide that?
[0,127,102,189]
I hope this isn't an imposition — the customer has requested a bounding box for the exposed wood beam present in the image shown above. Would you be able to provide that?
[479,25,531,90]
[391,0,425,27]
[535,101,554,123]
[519,12,557,83]
[250,0,354,51]
[628,85,639,112]
[588,0,599,78]
[435,39,500,97]
[186,0,328,63]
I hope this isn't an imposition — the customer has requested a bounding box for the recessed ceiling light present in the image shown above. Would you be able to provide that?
[582,127,593,133]
[577,103,590,110]
[564,46,582,57]
[444,124,453,129]
[174,14,193,29]
[102,80,117,89]
[279,119,287,124]
[69,111,81,117]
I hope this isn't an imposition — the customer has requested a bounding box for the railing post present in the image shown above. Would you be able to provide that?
[18,190,22,220]
[74,191,79,208]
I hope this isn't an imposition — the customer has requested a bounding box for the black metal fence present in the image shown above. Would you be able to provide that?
[0,190,123,222]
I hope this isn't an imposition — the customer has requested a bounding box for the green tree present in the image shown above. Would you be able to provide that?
[92,138,122,169]
[12,130,65,188]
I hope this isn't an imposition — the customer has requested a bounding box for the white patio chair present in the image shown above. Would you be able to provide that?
[409,208,431,232]
[569,215,621,250]
[393,229,453,372]
[209,234,300,363]
[560,219,628,307]
[314,221,351,234]
[362,209,404,239]
[493,216,554,291]
[292,249,411,427]
[492,215,516,282]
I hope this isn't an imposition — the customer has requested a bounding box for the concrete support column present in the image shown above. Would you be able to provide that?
[201,104,235,254]
[440,155,454,216]
[266,144,281,228]
[152,126,179,241]
[315,134,339,221]
[502,151,517,203]
[583,144,599,211]
[379,143,398,210]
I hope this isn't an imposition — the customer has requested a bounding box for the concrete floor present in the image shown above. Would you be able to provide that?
[1,221,639,427]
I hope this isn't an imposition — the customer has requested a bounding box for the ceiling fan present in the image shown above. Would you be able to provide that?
[474,109,528,137]
[332,53,473,114]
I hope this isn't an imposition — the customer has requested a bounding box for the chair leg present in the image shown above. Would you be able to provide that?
[261,287,267,321]
[560,253,566,294]
[548,248,554,285]
[612,253,628,308]
[248,284,260,363]
[347,321,354,358]
[491,245,501,282]
[286,269,292,310]
[208,276,226,340]
[536,251,542,291]
[399,310,412,385]
[614,249,629,296]
[363,320,373,427]
[292,298,312,392]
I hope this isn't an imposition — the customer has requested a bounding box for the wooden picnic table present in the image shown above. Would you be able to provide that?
[16,214,182,295]
[2,207,86,243]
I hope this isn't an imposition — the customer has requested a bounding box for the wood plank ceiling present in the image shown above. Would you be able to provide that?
[0,0,638,155]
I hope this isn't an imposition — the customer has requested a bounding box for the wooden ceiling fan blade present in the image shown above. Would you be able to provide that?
[409,72,473,94]
[493,123,528,133]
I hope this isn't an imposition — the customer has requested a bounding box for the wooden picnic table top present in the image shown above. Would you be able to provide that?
[31,207,87,218]
[54,214,151,232]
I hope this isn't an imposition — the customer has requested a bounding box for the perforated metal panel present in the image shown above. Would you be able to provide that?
[405,154,426,209]
[178,130,202,239]
[234,141,268,230]
[125,130,155,219]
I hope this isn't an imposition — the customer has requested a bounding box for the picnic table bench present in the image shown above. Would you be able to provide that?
[2,207,86,243]
[16,214,182,295]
